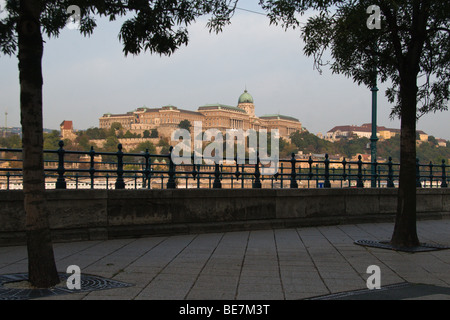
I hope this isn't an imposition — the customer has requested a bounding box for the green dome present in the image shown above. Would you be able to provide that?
[238,90,254,104]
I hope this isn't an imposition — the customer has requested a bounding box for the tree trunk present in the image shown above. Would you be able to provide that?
[18,0,60,288]
[390,73,420,247]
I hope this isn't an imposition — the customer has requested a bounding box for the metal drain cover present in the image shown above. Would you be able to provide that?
[355,239,450,252]
[0,273,133,300]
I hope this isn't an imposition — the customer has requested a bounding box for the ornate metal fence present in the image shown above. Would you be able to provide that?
[0,141,448,190]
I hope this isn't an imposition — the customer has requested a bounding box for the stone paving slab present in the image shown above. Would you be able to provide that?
[0,219,449,300]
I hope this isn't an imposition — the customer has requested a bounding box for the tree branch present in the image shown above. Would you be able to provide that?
[379,3,405,72]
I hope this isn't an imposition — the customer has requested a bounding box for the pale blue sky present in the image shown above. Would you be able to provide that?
[0,1,449,140]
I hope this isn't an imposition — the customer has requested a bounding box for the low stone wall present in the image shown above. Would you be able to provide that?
[0,188,449,246]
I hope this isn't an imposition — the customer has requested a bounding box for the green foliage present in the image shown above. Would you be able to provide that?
[102,135,120,153]
[334,137,370,158]
[123,130,141,138]
[83,127,107,140]
[178,119,192,131]
[1,0,239,57]
[290,131,336,154]
[131,141,156,154]
[43,130,61,150]
[158,138,170,154]
[417,141,450,165]
[0,134,21,148]
[261,0,449,118]
[150,129,159,138]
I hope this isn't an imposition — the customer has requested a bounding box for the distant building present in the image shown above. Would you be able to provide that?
[326,123,401,141]
[99,90,303,140]
[60,120,77,141]
[436,138,447,147]
[417,130,429,142]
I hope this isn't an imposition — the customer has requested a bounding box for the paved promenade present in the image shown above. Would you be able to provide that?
[0,219,449,300]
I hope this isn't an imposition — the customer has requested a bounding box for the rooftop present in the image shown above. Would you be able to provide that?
[238,89,254,104]
[198,104,247,114]
[260,114,300,122]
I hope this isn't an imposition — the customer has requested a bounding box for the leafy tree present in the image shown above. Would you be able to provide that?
[123,130,140,138]
[75,134,91,151]
[110,122,123,131]
[261,0,449,247]
[150,128,159,138]
[132,141,156,154]
[377,134,401,162]
[417,141,450,165]
[178,119,192,131]
[427,135,437,146]
[334,137,370,158]
[158,137,170,154]
[102,136,120,153]
[290,130,336,154]
[84,127,107,140]
[0,133,21,148]
[0,0,238,287]
[142,130,150,138]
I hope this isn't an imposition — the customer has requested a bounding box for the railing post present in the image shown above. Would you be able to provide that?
[308,156,313,183]
[315,165,319,188]
[428,161,433,188]
[324,154,331,188]
[357,155,364,188]
[252,152,262,189]
[6,172,10,190]
[348,166,352,187]
[342,158,347,185]
[167,146,176,189]
[89,146,95,189]
[55,140,67,189]
[280,163,284,189]
[213,162,222,189]
[144,148,151,189]
[191,154,198,181]
[416,158,422,188]
[387,157,395,188]
[234,157,241,181]
[197,164,201,189]
[441,160,448,188]
[290,153,298,189]
[115,144,125,189]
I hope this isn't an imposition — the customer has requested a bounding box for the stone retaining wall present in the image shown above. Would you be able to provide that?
[0,188,449,246]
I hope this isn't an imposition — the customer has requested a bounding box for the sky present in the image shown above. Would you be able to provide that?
[0,1,449,141]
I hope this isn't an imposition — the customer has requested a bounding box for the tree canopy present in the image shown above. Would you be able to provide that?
[1,0,239,56]
[260,0,449,118]
[259,0,449,247]
[0,0,240,288]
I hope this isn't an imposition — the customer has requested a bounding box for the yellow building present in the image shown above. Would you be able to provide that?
[99,90,302,139]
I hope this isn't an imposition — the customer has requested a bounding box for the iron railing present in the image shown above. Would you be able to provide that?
[0,141,448,190]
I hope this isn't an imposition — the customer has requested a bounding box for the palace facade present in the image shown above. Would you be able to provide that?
[99,90,303,140]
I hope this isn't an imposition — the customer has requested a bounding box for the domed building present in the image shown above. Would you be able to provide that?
[99,89,303,140]
[237,89,256,117]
